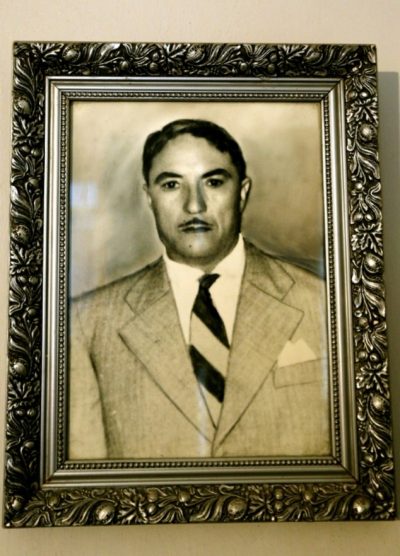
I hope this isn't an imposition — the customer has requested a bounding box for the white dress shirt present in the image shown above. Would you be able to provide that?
[163,235,246,345]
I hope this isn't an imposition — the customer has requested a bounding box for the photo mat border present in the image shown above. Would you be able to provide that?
[48,81,342,480]
[5,42,394,525]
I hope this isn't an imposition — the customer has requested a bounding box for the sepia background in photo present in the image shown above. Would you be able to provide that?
[70,101,323,296]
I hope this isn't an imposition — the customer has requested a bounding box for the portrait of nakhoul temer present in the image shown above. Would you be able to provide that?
[68,103,331,460]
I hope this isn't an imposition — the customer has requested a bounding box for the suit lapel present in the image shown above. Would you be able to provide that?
[118,260,215,443]
[213,246,304,451]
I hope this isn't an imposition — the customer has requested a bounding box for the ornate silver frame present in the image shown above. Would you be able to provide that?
[5,42,395,526]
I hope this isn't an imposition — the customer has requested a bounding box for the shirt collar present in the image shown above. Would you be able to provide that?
[163,234,246,283]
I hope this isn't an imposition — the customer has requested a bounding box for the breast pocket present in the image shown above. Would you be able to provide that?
[273,359,327,389]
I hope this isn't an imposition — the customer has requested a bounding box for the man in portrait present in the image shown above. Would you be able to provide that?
[69,119,330,460]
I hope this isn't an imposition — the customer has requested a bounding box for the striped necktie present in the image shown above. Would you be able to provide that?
[189,273,230,426]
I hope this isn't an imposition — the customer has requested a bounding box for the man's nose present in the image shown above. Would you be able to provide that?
[184,183,206,214]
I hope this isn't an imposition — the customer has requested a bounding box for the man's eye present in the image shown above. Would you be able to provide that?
[206,178,224,188]
[161,181,179,190]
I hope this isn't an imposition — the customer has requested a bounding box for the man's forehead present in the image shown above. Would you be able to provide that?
[149,134,235,169]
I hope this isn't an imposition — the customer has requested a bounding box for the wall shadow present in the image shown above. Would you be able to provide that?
[378,71,400,517]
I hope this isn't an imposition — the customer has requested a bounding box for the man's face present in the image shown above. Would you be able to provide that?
[145,134,251,271]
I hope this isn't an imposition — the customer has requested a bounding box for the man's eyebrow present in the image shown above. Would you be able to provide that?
[153,168,233,184]
[202,168,232,179]
[153,171,182,184]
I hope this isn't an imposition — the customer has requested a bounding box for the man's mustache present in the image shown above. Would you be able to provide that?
[178,218,212,230]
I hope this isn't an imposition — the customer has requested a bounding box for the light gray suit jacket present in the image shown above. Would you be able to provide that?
[69,242,330,460]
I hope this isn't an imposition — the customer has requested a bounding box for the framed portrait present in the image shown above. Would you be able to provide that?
[5,42,395,526]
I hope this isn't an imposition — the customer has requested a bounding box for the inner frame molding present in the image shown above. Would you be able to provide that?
[42,77,355,487]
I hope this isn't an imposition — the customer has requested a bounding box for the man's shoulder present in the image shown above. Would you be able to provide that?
[244,240,324,289]
[72,257,164,310]
[277,256,324,289]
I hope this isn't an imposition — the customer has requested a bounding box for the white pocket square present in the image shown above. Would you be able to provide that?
[277,339,317,368]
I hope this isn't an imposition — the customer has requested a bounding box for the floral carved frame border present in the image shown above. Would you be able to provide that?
[4,42,395,526]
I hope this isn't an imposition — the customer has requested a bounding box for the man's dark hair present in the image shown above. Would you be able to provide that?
[142,119,247,183]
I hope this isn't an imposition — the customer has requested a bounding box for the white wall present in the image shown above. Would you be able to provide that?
[1,1,399,554]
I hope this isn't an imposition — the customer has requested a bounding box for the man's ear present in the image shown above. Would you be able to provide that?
[143,183,152,208]
[239,177,251,212]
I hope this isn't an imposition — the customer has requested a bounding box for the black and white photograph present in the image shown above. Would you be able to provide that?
[68,101,330,460]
